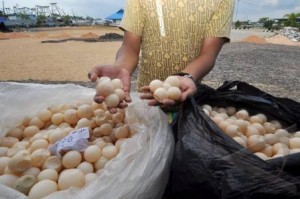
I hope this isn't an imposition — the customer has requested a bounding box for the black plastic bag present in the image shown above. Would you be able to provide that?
[168,81,300,199]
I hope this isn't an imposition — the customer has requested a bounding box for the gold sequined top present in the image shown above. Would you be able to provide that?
[120,0,235,90]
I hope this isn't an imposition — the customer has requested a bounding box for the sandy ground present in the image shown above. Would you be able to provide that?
[230,29,275,42]
[0,26,299,102]
[0,26,123,81]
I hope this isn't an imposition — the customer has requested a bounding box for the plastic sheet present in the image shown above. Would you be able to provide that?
[0,82,174,199]
[167,81,300,199]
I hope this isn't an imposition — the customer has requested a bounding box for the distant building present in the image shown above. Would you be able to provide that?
[0,16,7,23]
[105,9,124,26]
[273,17,300,26]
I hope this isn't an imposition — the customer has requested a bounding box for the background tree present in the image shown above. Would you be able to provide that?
[63,15,72,26]
[235,20,241,29]
[19,13,30,21]
[264,19,274,30]
[36,15,47,27]
[284,12,300,28]
[258,17,270,24]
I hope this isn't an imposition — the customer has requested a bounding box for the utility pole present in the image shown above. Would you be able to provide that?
[235,0,240,21]
[2,0,5,14]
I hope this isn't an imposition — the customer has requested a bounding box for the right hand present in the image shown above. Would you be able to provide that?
[140,75,197,106]
[88,65,132,113]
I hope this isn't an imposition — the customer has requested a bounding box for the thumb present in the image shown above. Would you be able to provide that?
[180,89,194,102]
[90,73,98,82]
[121,75,132,103]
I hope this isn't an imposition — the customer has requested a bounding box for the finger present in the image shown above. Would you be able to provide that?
[140,92,154,100]
[108,108,118,114]
[94,95,105,104]
[118,101,128,109]
[181,89,194,102]
[88,67,101,82]
[147,99,160,106]
[162,99,177,106]
[140,86,151,92]
[124,91,132,103]
[120,71,131,92]
[88,73,98,82]
[120,74,132,103]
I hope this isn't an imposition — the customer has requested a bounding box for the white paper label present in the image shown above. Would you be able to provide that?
[48,127,90,157]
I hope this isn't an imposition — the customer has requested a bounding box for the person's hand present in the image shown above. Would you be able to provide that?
[88,65,132,113]
[140,76,197,106]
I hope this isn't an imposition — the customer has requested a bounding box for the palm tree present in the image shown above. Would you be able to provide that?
[283,13,300,27]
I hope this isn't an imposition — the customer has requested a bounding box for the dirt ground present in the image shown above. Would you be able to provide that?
[0,26,299,102]
[0,26,123,82]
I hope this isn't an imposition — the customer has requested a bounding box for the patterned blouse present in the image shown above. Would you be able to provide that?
[120,0,235,89]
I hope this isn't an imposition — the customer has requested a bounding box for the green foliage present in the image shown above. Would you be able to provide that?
[258,17,274,30]
[63,15,72,25]
[86,16,94,21]
[36,15,47,26]
[235,20,241,28]
[264,19,274,30]
[258,17,269,24]
[283,12,300,28]
[19,13,30,20]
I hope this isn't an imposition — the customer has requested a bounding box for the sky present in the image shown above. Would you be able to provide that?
[2,0,300,22]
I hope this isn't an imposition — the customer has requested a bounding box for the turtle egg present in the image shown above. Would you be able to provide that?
[165,76,180,87]
[153,87,168,103]
[233,137,247,148]
[37,109,53,122]
[114,89,125,102]
[77,162,94,174]
[58,169,85,190]
[149,79,164,92]
[37,169,58,182]
[84,145,101,163]
[62,151,82,169]
[96,80,114,97]
[236,109,249,120]
[28,180,58,199]
[224,125,240,137]
[0,174,19,188]
[247,135,266,153]
[254,152,269,160]
[23,126,40,138]
[104,94,120,108]
[226,106,236,116]
[167,87,182,101]
[77,104,94,119]
[289,137,300,149]
[202,104,212,113]
[64,109,79,125]
[102,145,118,160]
[51,113,65,125]
[94,156,108,170]
[43,156,62,172]
[111,79,123,90]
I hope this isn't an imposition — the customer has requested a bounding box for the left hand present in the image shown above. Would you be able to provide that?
[140,76,197,106]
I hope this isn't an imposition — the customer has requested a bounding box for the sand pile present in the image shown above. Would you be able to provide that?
[50,32,71,39]
[80,32,99,39]
[242,35,266,44]
[265,34,300,46]
[99,33,123,41]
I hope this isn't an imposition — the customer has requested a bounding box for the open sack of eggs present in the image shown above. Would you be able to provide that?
[168,81,300,198]
[0,82,174,199]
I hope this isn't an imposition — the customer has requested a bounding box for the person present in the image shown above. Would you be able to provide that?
[88,0,235,116]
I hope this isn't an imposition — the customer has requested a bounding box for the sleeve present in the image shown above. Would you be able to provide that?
[119,0,145,36]
[203,0,235,41]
